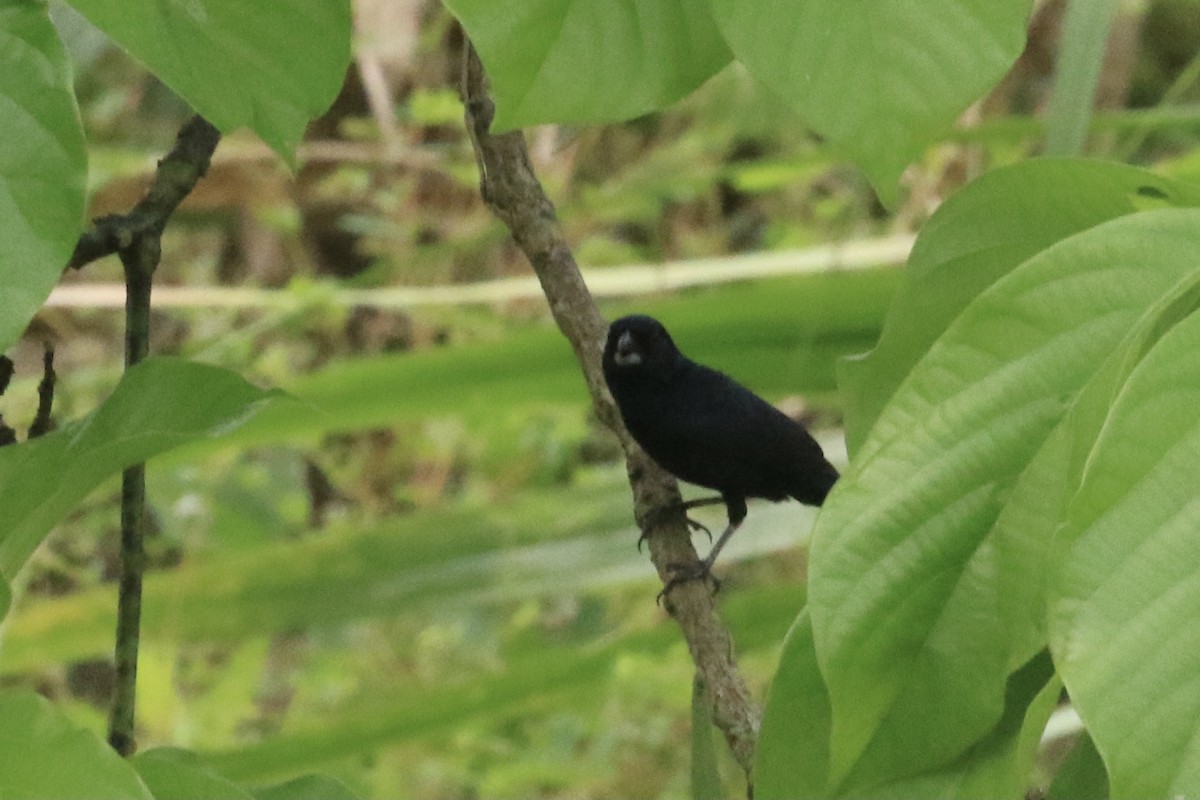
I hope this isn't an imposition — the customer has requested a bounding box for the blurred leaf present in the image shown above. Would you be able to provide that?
[709,0,1031,201]
[0,689,152,799]
[0,357,281,619]
[201,583,804,781]
[2,467,816,671]
[1048,306,1200,798]
[444,0,730,130]
[133,748,253,800]
[252,774,360,800]
[407,88,464,127]
[840,160,1200,456]
[805,209,1200,791]
[1043,0,1120,156]
[690,677,724,800]
[65,0,351,161]
[197,271,897,455]
[0,1,86,351]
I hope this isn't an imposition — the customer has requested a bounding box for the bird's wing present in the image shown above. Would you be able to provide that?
[647,366,809,497]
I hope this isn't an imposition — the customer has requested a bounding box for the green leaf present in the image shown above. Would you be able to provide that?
[0,689,152,799]
[756,618,1059,798]
[846,654,1058,799]
[1047,733,1109,800]
[709,0,1031,201]
[690,677,725,800]
[1049,305,1200,798]
[840,160,1200,456]
[0,0,86,351]
[806,209,1200,791]
[252,774,360,800]
[444,0,730,129]
[993,270,1200,669]
[0,357,281,618]
[133,749,254,800]
[1043,0,1120,156]
[755,611,830,798]
[65,0,351,161]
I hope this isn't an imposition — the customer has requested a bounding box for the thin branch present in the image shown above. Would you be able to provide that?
[97,114,221,756]
[27,347,56,439]
[460,41,761,783]
[0,356,14,448]
[69,116,221,271]
[0,356,13,396]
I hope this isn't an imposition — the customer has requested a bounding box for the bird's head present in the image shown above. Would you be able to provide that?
[602,315,683,378]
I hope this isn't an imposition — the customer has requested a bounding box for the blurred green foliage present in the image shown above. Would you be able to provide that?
[2,0,1200,797]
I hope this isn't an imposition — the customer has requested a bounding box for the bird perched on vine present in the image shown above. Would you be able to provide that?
[602,314,838,594]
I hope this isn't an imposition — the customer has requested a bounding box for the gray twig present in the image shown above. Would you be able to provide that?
[92,114,221,756]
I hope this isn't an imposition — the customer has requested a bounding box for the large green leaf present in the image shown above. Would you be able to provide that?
[133,749,254,800]
[990,271,1200,670]
[0,357,281,618]
[755,611,830,798]
[709,0,1031,200]
[803,209,1200,792]
[0,0,86,351]
[65,0,350,161]
[839,160,1200,455]
[755,616,1059,798]
[1049,307,1200,797]
[0,689,152,799]
[444,0,730,130]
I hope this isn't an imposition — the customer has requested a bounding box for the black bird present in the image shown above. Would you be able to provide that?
[602,314,838,591]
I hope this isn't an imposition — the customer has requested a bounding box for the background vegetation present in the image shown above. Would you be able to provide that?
[2,0,1200,797]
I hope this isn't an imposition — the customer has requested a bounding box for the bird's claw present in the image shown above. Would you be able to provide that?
[638,507,712,552]
[636,528,651,552]
[683,516,712,541]
[655,560,721,606]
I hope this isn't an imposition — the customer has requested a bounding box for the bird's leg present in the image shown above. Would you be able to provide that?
[637,495,724,551]
[657,495,747,603]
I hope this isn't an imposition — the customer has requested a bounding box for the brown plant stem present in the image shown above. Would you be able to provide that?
[460,41,761,783]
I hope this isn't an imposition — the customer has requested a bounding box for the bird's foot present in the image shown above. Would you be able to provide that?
[638,506,712,552]
[656,560,721,606]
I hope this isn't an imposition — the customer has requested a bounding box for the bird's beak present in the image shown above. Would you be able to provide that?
[614,331,641,366]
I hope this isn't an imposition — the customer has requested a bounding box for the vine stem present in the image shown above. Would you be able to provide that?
[68,115,222,755]
[459,40,761,788]
[107,243,154,755]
